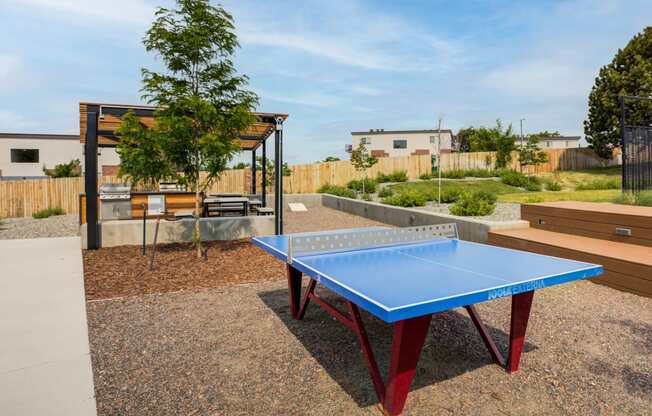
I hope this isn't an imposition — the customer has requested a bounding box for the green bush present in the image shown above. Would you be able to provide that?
[575,178,621,190]
[524,195,545,203]
[545,180,562,191]
[378,187,394,198]
[524,180,542,192]
[32,207,65,219]
[382,190,427,207]
[613,191,652,207]
[376,172,390,183]
[419,173,433,180]
[389,170,408,182]
[500,170,529,187]
[317,184,357,199]
[440,188,462,203]
[441,169,499,179]
[449,192,496,216]
[362,193,373,201]
[347,178,377,193]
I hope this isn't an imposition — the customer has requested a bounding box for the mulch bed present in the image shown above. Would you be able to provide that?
[83,240,285,301]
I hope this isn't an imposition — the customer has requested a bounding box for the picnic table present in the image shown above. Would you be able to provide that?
[203,197,249,217]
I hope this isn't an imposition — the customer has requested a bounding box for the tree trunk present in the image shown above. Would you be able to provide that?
[195,181,202,259]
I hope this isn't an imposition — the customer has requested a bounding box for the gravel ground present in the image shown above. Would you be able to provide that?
[0,214,79,239]
[417,202,522,222]
[87,280,652,416]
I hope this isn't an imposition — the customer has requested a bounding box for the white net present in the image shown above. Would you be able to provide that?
[288,224,458,263]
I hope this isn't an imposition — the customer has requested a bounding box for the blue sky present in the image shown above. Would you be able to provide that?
[1,0,650,163]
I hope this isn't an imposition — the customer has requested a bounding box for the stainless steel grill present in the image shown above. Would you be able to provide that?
[99,184,131,220]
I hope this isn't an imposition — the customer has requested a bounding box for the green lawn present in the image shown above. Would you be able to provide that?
[497,189,621,204]
[390,179,523,196]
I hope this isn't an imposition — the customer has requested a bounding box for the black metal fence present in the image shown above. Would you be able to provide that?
[621,96,652,192]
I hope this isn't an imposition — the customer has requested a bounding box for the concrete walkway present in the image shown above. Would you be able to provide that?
[0,237,96,415]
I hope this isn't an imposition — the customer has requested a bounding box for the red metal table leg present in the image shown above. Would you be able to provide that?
[464,305,506,367]
[286,264,302,319]
[507,290,534,373]
[383,315,433,416]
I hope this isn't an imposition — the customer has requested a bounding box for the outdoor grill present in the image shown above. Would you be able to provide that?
[99,183,132,220]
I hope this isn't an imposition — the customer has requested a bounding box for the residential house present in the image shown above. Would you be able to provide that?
[351,129,453,158]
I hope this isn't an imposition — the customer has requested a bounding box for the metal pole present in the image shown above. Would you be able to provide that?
[437,118,442,205]
[84,111,99,250]
[620,96,626,192]
[251,148,257,196]
[261,139,267,207]
[141,203,147,256]
[520,118,525,147]
[149,218,160,271]
[274,118,284,235]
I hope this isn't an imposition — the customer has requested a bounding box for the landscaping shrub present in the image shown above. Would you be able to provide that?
[613,191,652,207]
[32,207,65,219]
[545,180,562,191]
[382,190,427,207]
[362,193,373,201]
[499,170,529,187]
[317,184,357,199]
[440,188,462,203]
[378,187,394,198]
[347,178,377,194]
[376,172,390,183]
[449,191,496,216]
[388,170,408,182]
[419,172,433,180]
[524,179,542,192]
[575,178,621,191]
[441,168,499,179]
[524,195,545,203]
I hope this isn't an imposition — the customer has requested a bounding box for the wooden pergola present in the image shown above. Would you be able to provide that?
[80,102,288,249]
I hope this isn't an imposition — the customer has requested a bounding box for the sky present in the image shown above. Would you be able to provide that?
[0,0,650,164]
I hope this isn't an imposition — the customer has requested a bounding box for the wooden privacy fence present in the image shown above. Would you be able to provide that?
[0,149,618,218]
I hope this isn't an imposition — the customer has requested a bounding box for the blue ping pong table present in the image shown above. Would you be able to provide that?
[253,225,602,416]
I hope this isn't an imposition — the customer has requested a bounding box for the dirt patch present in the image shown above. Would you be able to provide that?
[83,206,387,300]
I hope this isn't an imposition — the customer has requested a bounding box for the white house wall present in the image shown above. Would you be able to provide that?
[352,131,453,157]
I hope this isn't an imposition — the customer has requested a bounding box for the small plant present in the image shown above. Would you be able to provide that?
[32,207,65,219]
[388,170,408,182]
[362,193,373,201]
[524,195,545,203]
[576,178,620,190]
[378,187,394,198]
[317,184,357,199]
[449,191,496,216]
[382,190,427,207]
[419,173,433,180]
[376,172,390,183]
[347,178,377,194]
[440,188,462,203]
[613,191,652,207]
[500,170,529,188]
[524,179,542,192]
[441,170,466,179]
[545,180,562,191]
[441,168,499,179]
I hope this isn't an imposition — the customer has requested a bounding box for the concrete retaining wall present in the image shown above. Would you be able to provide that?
[263,193,323,208]
[322,194,528,242]
[81,216,275,249]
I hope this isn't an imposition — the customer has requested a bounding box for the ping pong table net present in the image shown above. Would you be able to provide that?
[287,223,459,264]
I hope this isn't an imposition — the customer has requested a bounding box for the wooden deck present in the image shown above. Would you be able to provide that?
[490,202,652,298]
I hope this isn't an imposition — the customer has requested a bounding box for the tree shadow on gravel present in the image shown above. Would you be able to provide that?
[259,287,537,407]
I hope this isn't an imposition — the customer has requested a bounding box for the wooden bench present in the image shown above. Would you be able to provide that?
[489,201,652,298]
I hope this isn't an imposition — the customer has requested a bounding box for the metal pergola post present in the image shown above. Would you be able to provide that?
[620,96,626,191]
[261,138,267,207]
[251,147,257,195]
[85,111,99,250]
[274,117,284,235]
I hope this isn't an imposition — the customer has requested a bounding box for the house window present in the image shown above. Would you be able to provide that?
[565,141,569,147]
[10,149,39,163]
[546,141,551,148]
[393,139,407,149]
[360,137,370,145]
[429,136,436,144]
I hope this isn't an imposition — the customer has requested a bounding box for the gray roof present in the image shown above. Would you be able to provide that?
[351,129,453,135]
[0,133,79,140]
[534,136,581,141]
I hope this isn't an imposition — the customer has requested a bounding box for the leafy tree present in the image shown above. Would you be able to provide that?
[232,162,249,170]
[255,156,292,187]
[350,143,378,194]
[454,127,474,152]
[518,136,549,173]
[43,159,81,178]
[584,27,652,159]
[467,120,516,168]
[323,156,341,162]
[116,0,258,258]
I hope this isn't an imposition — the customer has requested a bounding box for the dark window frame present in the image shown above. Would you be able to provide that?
[10,149,40,163]
[393,139,407,149]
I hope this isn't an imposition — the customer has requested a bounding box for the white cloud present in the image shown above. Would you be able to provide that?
[261,91,341,108]
[480,59,593,101]
[4,0,155,26]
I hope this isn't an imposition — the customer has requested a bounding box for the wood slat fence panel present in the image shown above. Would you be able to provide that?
[0,149,619,218]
